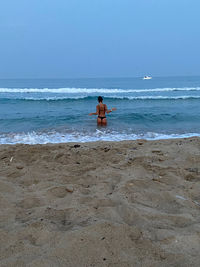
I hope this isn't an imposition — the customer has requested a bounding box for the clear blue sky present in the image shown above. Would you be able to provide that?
[0,0,199,78]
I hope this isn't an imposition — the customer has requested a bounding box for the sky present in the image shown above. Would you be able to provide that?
[0,0,200,78]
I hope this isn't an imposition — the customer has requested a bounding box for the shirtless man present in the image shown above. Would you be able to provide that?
[89,96,116,126]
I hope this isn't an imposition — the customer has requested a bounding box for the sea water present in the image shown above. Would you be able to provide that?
[1,76,200,144]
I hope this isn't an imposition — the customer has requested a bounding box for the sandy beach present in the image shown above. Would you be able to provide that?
[1,137,200,266]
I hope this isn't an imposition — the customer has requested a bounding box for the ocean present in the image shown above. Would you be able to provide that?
[1,76,200,144]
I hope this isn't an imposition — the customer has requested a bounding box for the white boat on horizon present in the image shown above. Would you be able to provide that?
[143,76,152,80]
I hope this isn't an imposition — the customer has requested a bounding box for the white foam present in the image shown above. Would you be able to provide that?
[7,95,200,101]
[0,87,200,94]
[124,96,200,100]
[0,131,199,144]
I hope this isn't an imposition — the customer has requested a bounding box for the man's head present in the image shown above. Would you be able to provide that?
[98,96,103,103]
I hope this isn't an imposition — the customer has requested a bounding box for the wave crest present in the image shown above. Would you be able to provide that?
[1,87,200,93]
[1,95,200,101]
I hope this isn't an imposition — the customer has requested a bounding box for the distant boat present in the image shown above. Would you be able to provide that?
[143,76,152,80]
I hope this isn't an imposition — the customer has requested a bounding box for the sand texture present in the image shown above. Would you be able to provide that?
[1,138,200,266]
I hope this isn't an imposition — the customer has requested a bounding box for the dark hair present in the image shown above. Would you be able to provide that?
[98,96,103,103]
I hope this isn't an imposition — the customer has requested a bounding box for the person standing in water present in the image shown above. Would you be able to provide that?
[89,96,116,126]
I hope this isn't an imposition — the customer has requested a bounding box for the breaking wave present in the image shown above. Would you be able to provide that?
[0,130,199,144]
[0,87,200,94]
[1,96,200,101]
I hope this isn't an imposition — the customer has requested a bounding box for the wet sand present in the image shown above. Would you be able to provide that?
[1,138,200,266]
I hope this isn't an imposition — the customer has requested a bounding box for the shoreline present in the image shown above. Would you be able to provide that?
[1,137,200,266]
[1,131,200,145]
[0,135,200,146]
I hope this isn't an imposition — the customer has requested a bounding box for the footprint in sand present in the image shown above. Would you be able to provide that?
[47,186,72,198]
[17,196,43,209]
[184,168,200,182]
[7,171,22,179]
[44,207,72,230]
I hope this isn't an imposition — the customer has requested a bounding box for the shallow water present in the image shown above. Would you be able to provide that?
[1,76,200,144]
